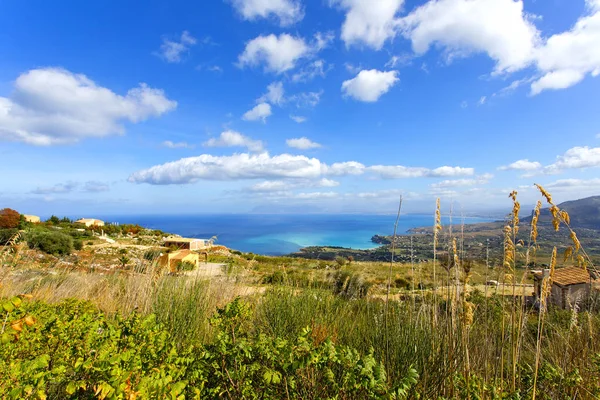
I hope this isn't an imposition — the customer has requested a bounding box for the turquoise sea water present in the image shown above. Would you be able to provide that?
[95,214,495,255]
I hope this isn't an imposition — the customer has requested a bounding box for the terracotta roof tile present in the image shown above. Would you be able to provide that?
[533,266,593,286]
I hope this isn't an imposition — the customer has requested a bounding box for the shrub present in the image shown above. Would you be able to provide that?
[335,256,347,269]
[176,260,195,271]
[143,248,163,261]
[26,230,73,255]
[0,228,19,245]
[0,208,20,229]
[331,271,371,299]
[73,240,83,251]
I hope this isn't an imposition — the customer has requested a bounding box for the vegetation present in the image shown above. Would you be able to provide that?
[1,186,600,398]
[0,208,22,229]
[25,230,73,256]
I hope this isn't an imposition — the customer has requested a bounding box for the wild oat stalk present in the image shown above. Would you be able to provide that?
[433,198,442,327]
[532,246,557,400]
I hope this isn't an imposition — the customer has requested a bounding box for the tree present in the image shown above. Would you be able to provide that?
[47,215,60,225]
[0,208,21,229]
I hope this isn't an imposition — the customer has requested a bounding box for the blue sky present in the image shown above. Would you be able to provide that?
[1,0,600,216]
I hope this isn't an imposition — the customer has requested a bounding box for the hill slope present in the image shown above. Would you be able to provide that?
[534,195,600,230]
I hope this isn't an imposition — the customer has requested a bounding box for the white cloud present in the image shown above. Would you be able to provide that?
[248,177,339,192]
[162,140,194,149]
[385,54,413,68]
[596,132,600,139]
[204,130,264,152]
[530,70,586,95]
[295,191,339,199]
[341,69,399,102]
[242,102,272,122]
[238,34,311,74]
[369,165,474,178]
[478,96,487,105]
[332,0,404,50]
[286,137,322,149]
[547,146,600,171]
[530,8,600,94]
[290,115,307,123]
[0,68,176,145]
[32,181,109,194]
[158,31,197,63]
[83,181,110,193]
[290,90,323,108]
[399,0,539,74]
[230,0,303,26]
[430,173,493,188]
[258,82,285,105]
[498,159,542,171]
[291,60,331,82]
[328,161,366,176]
[545,178,600,189]
[32,181,79,194]
[129,152,476,185]
[129,153,327,184]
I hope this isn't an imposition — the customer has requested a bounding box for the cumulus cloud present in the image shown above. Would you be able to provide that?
[238,34,311,73]
[129,153,326,184]
[242,102,272,122]
[328,161,366,176]
[230,0,304,26]
[531,7,600,94]
[157,31,197,63]
[129,152,476,185]
[342,69,399,102]
[399,0,539,74]
[289,115,307,123]
[286,137,321,149]
[369,165,474,179]
[332,0,404,50]
[204,130,264,152]
[258,82,285,105]
[0,68,176,145]
[162,140,194,149]
[547,146,600,171]
[498,159,542,171]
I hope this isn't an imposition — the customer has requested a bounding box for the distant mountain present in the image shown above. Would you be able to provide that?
[530,196,600,230]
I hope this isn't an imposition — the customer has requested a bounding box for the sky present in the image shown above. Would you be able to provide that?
[1,0,600,216]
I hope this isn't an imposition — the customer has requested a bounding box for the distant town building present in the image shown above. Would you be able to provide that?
[158,250,200,273]
[75,218,105,227]
[23,215,41,223]
[163,237,212,250]
[532,266,599,310]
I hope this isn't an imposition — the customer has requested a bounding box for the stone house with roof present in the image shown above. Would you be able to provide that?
[158,250,200,273]
[163,237,212,251]
[532,266,598,310]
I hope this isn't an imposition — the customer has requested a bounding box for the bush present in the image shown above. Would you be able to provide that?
[176,261,196,271]
[73,240,83,251]
[143,248,163,261]
[26,230,73,255]
[0,208,20,229]
[331,271,372,299]
[0,298,417,399]
[0,228,18,245]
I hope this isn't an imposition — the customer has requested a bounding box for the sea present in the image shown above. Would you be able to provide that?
[92,214,495,256]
